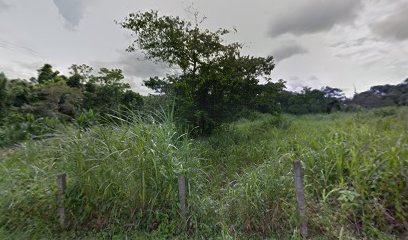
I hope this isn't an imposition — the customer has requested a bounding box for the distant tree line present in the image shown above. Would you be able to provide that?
[278,86,346,114]
[0,64,143,120]
[0,65,144,145]
[275,78,408,115]
[350,79,408,108]
[0,60,284,144]
[1,63,407,145]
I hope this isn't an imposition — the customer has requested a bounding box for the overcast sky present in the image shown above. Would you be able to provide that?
[0,0,407,96]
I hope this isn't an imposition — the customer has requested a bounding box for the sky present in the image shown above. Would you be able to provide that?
[0,0,407,96]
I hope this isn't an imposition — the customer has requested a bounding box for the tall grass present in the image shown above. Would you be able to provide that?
[1,107,407,239]
[0,110,204,236]
[197,107,407,239]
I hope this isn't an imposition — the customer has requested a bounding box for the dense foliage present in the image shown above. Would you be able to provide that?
[351,78,408,108]
[275,78,408,115]
[0,65,143,146]
[279,86,346,114]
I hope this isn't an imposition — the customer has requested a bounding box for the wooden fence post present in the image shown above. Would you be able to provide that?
[178,175,187,222]
[294,161,308,239]
[56,173,66,228]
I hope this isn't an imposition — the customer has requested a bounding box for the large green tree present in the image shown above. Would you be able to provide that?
[119,10,279,133]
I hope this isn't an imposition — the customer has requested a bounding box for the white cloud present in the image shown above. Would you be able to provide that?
[286,75,323,92]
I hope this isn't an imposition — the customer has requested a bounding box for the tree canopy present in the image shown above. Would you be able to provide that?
[119,10,281,133]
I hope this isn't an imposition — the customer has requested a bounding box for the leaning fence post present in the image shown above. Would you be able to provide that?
[56,173,67,228]
[293,160,308,239]
[178,175,187,222]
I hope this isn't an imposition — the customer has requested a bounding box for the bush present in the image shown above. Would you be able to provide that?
[0,113,62,147]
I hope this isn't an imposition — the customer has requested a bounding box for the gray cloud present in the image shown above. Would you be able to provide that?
[117,52,170,79]
[371,7,408,41]
[52,0,85,30]
[269,0,363,37]
[0,0,10,12]
[272,43,307,62]
[330,37,372,49]
[118,52,171,94]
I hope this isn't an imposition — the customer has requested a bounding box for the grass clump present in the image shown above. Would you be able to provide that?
[0,111,203,236]
[197,108,407,239]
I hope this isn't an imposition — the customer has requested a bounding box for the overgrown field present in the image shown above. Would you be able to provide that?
[1,107,407,239]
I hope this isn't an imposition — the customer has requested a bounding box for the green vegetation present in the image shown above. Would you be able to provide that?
[0,110,203,237]
[1,10,408,240]
[119,10,283,134]
[351,79,408,108]
[279,86,346,114]
[1,107,407,239]
[0,65,143,147]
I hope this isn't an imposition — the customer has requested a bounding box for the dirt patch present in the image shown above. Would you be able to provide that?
[0,147,17,159]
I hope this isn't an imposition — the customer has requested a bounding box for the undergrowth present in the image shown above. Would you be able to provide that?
[1,107,407,239]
